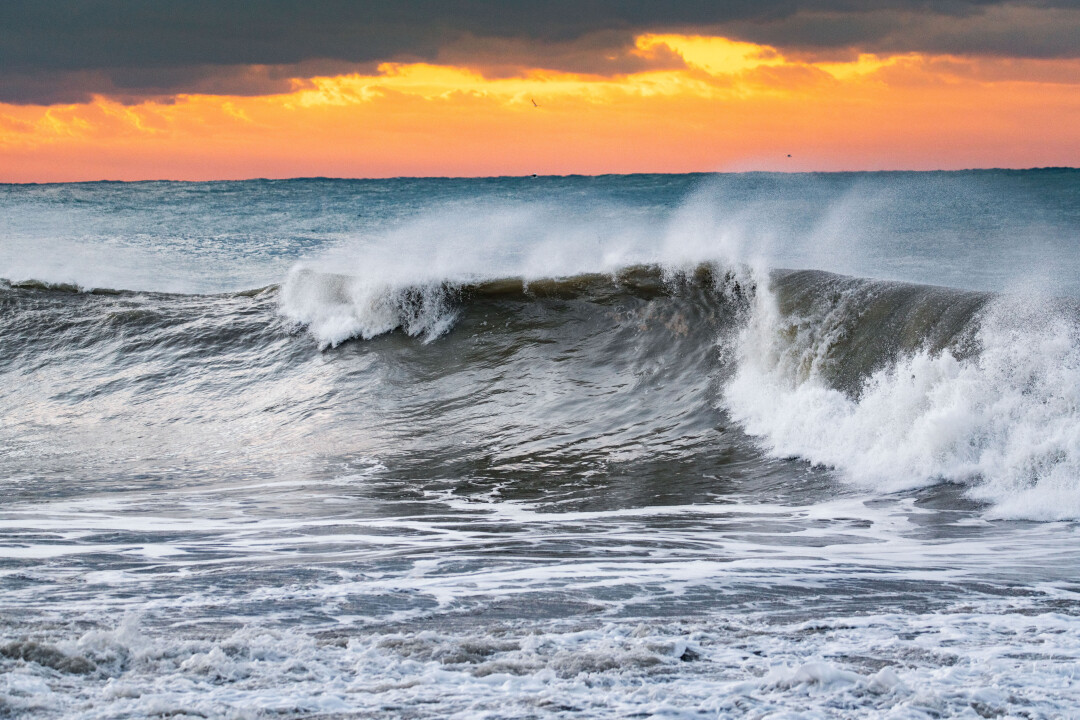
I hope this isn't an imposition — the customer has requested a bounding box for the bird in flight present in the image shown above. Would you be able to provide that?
[531,98,539,107]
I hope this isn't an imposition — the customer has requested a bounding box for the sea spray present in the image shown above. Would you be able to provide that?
[280,267,462,347]
[725,272,1080,519]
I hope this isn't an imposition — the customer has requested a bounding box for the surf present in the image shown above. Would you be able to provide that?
[7,254,1080,521]
[3,171,1080,521]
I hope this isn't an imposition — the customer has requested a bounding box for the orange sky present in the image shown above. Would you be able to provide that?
[1,34,1078,181]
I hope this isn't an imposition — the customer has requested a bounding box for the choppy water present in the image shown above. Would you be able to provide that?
[2,170,1080,718]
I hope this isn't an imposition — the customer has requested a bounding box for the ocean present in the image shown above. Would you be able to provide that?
[2,170,1080,718]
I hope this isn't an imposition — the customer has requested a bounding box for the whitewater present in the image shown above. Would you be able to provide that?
[2,170,1080,718]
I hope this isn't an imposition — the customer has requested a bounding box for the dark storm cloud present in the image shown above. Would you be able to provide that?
[1,0,1078,104]
[721,4,1080,59]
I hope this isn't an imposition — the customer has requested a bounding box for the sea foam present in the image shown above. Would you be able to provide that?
[726,276,1080,520]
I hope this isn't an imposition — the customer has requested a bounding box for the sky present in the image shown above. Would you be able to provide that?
[1,1,1078,181]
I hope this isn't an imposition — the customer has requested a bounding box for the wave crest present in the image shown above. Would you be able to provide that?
[727,272,1080,520]
[279,267,462,348]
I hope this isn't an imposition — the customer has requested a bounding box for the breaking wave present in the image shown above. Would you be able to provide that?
[4,174,1080,521]
[727,271,1080,520]
[7,251,1080,521]
[6,256,1080,520]
[272,258,1080,520]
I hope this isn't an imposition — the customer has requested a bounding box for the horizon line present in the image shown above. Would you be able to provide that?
[2,166,1077,186]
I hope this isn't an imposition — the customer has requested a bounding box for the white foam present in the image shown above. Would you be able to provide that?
[279,267,461,347]
[726,278,1080,520]
[6,602,1080,719]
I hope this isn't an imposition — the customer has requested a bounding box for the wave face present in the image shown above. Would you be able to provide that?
[4,171,1080,719]
[6,260,1080,519]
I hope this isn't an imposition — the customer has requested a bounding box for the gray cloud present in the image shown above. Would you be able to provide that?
[1,0,1078,104]
[435,30,691,78]
[722,4,1080,58]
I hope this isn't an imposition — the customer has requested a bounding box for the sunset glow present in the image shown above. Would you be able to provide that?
[2,33,1078,181]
